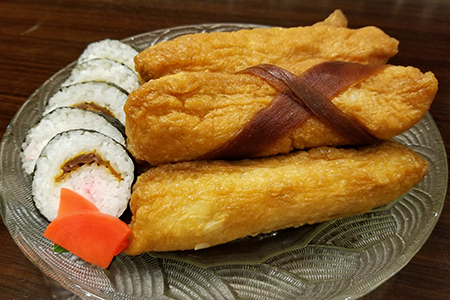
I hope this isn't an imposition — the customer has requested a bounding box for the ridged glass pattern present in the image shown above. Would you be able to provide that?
[0,24,447,300]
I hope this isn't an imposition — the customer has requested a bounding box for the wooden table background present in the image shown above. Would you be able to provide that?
[0,0,449,299]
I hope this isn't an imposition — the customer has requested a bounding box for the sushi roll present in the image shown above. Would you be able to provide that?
[62,58,140,93]
[32,130,135,221]
[21,107,126,174]
[44,81,129,125]
[78,39,138,71]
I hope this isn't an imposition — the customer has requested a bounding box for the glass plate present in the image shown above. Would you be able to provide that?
[0,24,447,300]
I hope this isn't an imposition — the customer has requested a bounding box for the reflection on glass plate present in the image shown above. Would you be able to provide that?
[0,24,447,300]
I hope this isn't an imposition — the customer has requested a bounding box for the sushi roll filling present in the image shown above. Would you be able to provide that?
[55,151,122,182]
[72,102,114,118]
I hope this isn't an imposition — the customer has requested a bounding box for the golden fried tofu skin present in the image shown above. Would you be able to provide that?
[313,9,348,28]
[124,140,428,254]
[125,60,438,165]
[134,13,398,81]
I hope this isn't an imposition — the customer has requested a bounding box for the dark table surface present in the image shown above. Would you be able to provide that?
[1,0,449,299]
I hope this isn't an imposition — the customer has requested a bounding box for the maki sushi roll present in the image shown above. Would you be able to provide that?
[61,58,140,93]
[77,39,138,70]
[43,81,129,125]
[21,107,125,174]
[32,130,134,221]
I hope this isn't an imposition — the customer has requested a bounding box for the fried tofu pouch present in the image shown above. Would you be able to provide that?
[124,140,428,254]
[134,10,398,81]
[125,59,438,165]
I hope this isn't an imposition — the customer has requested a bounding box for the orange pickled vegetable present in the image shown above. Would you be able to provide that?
[44,188,131,268]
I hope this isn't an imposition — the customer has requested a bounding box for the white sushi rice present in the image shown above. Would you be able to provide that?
[21,107,126,174]
[32,130,134,221]
[62,58,140,93]
[44,81,128,124]
[78,39,138,71]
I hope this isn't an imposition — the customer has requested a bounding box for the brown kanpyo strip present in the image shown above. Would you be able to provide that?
[201,61,386,160]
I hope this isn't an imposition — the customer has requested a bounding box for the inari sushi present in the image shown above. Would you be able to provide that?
[32,130,134,221]
[125,60,438,165]
[134,10,398,81]
[124,140,428,254]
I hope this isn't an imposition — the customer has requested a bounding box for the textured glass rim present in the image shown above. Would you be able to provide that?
[0,23,447,300]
